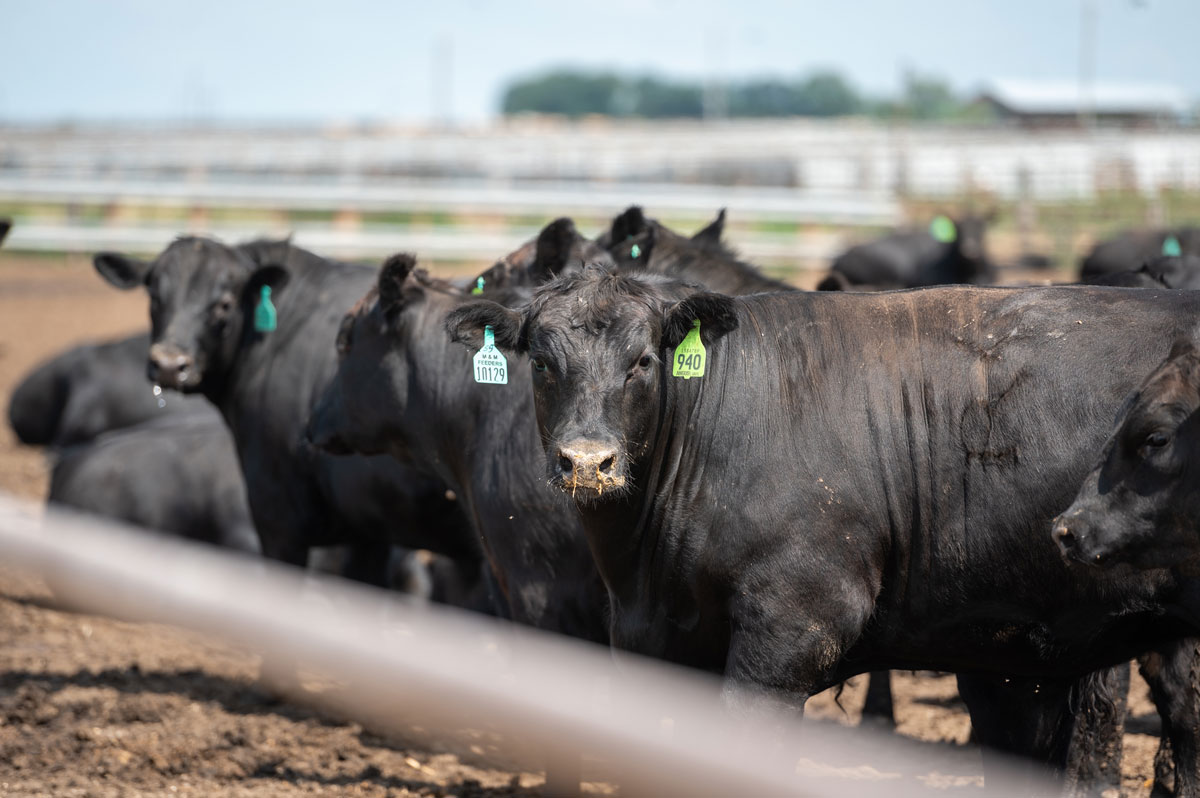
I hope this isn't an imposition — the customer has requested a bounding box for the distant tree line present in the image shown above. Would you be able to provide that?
[500,69,992,122]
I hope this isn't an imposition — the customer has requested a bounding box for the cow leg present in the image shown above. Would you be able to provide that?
[1139,638,1200,798]
[338,541,393,588]
[861,670,896,727]
[958,668,1125,797]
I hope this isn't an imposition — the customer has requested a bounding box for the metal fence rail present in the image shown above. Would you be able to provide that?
[0,494,1034,796]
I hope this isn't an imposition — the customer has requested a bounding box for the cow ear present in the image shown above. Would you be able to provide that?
[532,217,582,281]
[663,292,739,348]
[444,300,524,352]
[377,252,419,317]
[609,205,648,243]
[692,208,726,246]
[245,263,290,299]
[94,252,151,289]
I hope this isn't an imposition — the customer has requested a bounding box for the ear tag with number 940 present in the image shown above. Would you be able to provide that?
[672,320,706,379]
[473,325,508,385]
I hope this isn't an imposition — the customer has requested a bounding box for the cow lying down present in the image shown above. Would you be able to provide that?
[446,263,1200,789]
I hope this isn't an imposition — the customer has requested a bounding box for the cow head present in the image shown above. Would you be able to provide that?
[93,237,288,393]
[446,264,738,504]
[307,253,446,460]
[472,217,610,292]
[947,212,997,284]
[1053,339,1200,570]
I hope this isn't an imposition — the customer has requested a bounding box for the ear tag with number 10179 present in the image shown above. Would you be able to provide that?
[672,320,706,379]
[473,325,508,384]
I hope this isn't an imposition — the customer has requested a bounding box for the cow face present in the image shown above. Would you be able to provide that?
[1053,340,1200,570]
[950,213,996,284]
[94,237,287,393]
[307,253,429,459]
[447,264,738,505]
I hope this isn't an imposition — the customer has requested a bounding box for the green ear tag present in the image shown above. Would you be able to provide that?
[1163,236,1182,257]
[672,320,706,380]
[630,243,641,259]
[254,285,277,333]
[930,215,957,244]
[471,276,485,295]
[473,325,508,385]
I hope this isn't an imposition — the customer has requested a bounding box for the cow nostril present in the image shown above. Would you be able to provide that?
[1055,525,1077,550]
[558,455,573,475]
[599,456,614,473]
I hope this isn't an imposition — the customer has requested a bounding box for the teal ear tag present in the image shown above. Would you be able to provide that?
[630,243,641,259]
[930,215,957,244]
[672,320,706,380]
[254,285,277,333]
[1163,236,1182,257]
[472,325,508,385]
[471,276,485,295]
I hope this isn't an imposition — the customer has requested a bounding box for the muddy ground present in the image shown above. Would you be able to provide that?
[0,252,1163,796]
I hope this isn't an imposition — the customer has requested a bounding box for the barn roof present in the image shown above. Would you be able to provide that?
[979,79,1192,117]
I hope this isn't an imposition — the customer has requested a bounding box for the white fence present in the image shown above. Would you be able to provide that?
[0,494,1037,796]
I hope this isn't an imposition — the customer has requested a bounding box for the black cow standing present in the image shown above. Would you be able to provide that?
[92,237,485,590]
[448,264,1200,792]
[306,251,607,644]
[820,213,996,290]
[1080,227,1200,281]
[8,332,211,448]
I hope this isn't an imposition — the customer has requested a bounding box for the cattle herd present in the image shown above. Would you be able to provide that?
[7,208,1200,796]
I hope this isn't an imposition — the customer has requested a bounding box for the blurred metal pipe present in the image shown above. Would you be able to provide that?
[0,495,1030,796]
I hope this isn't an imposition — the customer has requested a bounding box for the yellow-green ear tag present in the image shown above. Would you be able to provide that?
[473,325,508,385]
[254,285,277,333]
[672,320,706,379]
[471,276,485,295]
[1163,236,1182,257]
[930,215,957,244]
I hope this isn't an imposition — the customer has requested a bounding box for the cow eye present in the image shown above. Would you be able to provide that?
[638,354,653,369]
[1144,431,1170,449]
[532,358,548,373]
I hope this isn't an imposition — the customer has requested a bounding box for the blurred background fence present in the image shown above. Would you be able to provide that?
[3,118,1200,277]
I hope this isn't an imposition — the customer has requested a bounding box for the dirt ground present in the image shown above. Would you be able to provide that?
[0,253,1164,796]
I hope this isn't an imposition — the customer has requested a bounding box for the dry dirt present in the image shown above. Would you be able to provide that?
[0,253,1165,796]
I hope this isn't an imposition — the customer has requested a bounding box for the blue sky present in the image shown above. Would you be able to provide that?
[2,0,1197,122]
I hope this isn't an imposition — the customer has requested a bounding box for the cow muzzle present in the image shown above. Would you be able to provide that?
[1052,513,1113,567]
[554,440,626,498]
[147,343,197,390]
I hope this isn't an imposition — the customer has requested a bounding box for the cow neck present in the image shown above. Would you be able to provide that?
[216,250,356,436]
[405,291,553,517]
[409,291,600,633]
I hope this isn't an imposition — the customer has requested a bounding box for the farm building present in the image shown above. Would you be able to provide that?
[975,79,1193,129]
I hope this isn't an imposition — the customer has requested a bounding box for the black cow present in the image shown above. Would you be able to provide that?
[1079,254,1200,290]
[447,265,1200,789]
[91,237,484,589]
[306,253,607,642]
[472,217,612,292]
[9,332,212,448]
[822,214,996,290]
[601,206,794,295]
[1080,227,1200,281]
[1054,339,1200,571]
[0,218,11,247]
[49,414,260,553]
